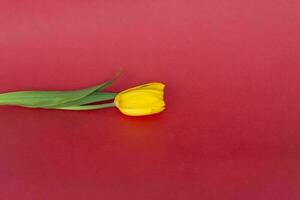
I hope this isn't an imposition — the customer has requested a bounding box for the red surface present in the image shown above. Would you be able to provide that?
[0,0,300,199]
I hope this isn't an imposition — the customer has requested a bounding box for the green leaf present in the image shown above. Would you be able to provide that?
[49,92,117,108]
[0,72,120,108]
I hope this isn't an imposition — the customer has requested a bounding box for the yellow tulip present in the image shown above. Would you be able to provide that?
[114,82,166,116]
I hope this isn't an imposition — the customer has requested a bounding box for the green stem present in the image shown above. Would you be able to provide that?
[56,102,116,111]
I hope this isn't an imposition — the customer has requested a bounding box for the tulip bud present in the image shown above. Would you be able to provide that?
[114,83,166,116]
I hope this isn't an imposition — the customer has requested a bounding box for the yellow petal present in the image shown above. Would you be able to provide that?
[118,82,164,93]
[118,106,165,116]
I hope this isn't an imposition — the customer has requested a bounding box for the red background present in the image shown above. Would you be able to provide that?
[0,0,300,199]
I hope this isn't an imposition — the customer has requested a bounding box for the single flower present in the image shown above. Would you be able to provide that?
[114,83,166,116]
[0,72,166,117]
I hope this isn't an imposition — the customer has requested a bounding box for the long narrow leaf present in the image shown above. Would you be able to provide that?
[49,92,117,108]
[0,72,120,108]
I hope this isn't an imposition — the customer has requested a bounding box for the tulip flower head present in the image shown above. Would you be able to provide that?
[114,83,166,116]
